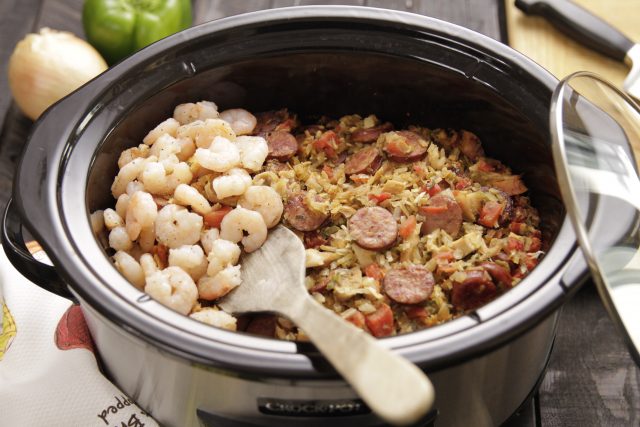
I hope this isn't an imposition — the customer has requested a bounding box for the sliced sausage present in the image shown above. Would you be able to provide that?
[420,193,463,237]
[480,262,512,287]
[304,230,328,249]
[383,265,435,304]
[451,269,497,311]
[284,192,329,232]
[266,130,298,161]
[351,122,393,143]
[459,130,485,161]
[383,131,428,163]
[254,109,295,134]
[344,147,383,175]
[348,206,398,250]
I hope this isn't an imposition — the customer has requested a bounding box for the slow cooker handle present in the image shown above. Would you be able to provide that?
[1,198,73,299]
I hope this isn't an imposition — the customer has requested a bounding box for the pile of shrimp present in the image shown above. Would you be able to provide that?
[91,101,282,331]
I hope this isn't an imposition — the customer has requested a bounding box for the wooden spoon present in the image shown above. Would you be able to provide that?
[219,225,435,426]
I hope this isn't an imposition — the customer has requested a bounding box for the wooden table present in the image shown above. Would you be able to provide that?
[1,1,638,426]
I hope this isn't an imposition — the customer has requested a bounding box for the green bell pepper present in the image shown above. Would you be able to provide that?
[83,0,192,65]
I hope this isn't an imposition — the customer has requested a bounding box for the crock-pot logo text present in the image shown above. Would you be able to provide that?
[258,398,370,417]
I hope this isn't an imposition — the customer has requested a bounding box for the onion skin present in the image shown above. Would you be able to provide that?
[8,28,107,120]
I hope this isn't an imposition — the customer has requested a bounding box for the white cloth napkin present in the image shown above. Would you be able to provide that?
[0,245,159,427]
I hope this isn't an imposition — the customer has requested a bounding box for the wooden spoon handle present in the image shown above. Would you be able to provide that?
[284,295,435,426]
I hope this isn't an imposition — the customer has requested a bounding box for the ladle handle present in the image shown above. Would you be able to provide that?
[284,295,435,426]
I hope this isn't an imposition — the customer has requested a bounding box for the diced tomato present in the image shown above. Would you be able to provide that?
[476,158,495,172]
[368,192,392,204]
[365,304,394,338]
[364,263,385,281]
[435,250,454,262]
[405,306,429,320]
[455,177,472,190]
[528,237,542,252]
[203,206,233,228]
[524,254,539,270]
[313,130,338,158]
[509,222,527,235]
[398,215,417,239]
[426,183,442,197]
[344,310,366,329]
[478,201,504,228]
[507,236,525,251]
[322,164,334,180]
[419,205,448,215]
[152,244,169,269]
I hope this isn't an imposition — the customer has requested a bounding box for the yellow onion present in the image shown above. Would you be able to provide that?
[8,28,107,120]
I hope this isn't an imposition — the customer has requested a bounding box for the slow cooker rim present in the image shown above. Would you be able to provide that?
[15,5,579,377]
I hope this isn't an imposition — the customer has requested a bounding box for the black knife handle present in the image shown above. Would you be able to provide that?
[515,0,634,62]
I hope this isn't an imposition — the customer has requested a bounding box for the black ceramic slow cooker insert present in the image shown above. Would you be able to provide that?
[3,7,593,427]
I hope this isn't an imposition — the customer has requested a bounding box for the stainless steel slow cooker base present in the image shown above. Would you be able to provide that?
[83,296,557,427]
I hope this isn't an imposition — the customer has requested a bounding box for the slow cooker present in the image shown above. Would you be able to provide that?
[2,6,612,426]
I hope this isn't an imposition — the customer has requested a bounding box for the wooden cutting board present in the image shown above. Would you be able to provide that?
[505,0,640,87]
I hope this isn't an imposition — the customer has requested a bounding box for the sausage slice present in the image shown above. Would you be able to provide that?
[284,192,328,232]
[254,109,295,134]
[351,122,393,143]
[451,269,497,311]
[266,130,298,161]
[344,147,383,175]
[348,206,398,250]
[383,131,428,163]
[383,265,434,304]
[420,193,463,237]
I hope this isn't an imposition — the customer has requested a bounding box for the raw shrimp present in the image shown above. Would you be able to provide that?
[155,204,203,248]
[177,119,236,149]
[211,168,251,200]
[200,228,220,254]
[193,136,240,172]
[237,185,283,228]
[111,157,147,198]
[220,206,267,252]
[173,101,219,125]
[197,265,242,300]
[143,118,180,145]
[109,226,133,251]
[236,135,269,171]
[189,308,237,331]
[103,208,124,230]
[206,239,241,277]
[125,191,158,240]
[174,183,211,215]
[219,108,257,135]
[168,244,208,281]
[118,144,150,168]
[141,160,193,196]
[144,266,198,315]
[113,251,145,289]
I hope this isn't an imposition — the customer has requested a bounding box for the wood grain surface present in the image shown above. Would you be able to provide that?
[0,1,638,426]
